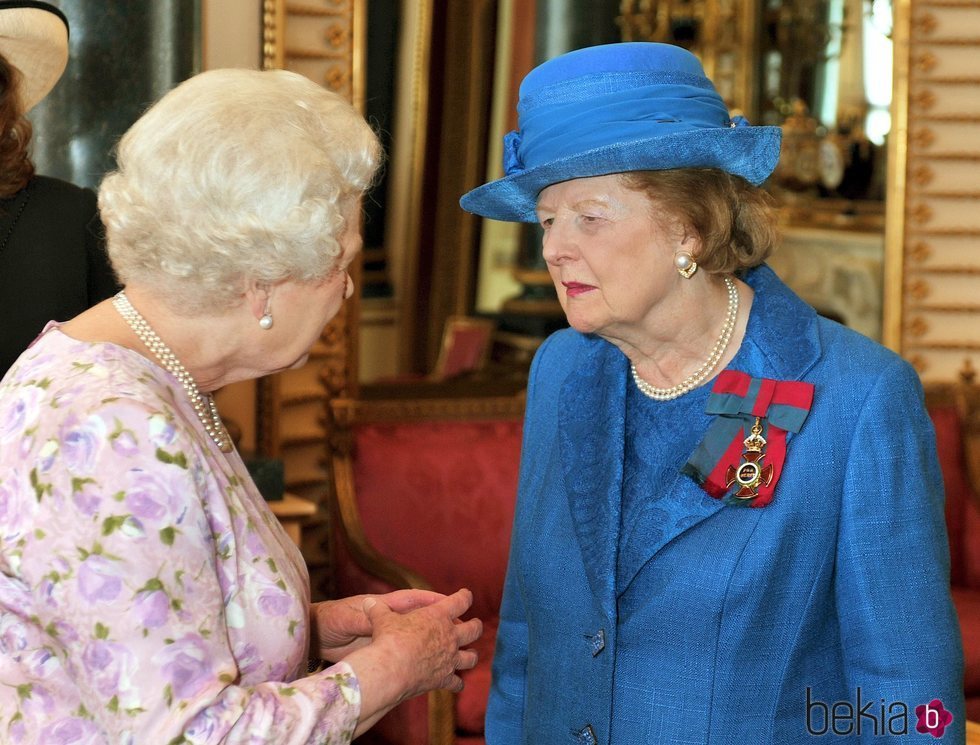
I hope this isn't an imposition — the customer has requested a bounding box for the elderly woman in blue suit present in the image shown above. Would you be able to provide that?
[460,43,963,744]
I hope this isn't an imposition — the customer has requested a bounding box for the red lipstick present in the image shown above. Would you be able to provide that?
[562,281,595,297]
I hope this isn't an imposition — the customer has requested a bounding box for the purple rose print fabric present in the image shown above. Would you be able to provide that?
[0,325,360,743]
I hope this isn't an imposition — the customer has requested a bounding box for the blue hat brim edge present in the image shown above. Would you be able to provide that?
[460,126,782,222]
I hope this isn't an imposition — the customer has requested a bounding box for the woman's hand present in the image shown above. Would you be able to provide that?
[342,587,482,737]
[310,589,447,662]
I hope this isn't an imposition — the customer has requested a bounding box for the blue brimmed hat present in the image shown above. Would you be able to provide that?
[460,42,782,223]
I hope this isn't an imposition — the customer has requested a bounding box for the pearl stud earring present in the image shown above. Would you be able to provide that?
[674,251,697,279]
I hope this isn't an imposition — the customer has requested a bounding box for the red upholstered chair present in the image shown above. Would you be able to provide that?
[327,385,525,745]
[925,378,980,721]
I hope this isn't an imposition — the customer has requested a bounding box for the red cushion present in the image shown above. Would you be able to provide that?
[456,621,498,734]
[351,418,522,621]
[953,587,980,694]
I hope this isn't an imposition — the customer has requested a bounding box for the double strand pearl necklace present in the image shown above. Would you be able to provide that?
[113,291,233,453]
[630,275,740,402]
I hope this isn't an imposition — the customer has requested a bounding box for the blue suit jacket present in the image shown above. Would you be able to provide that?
[487,266,964,744]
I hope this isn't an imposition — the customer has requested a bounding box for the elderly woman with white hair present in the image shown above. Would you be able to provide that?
[0,68,481,743]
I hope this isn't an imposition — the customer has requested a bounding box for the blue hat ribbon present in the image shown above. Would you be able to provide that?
[503,130,524,175]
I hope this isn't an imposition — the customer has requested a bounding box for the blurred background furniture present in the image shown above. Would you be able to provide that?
[430,316,497,381]
[327,382,526,745]
[268,493,317,547]
[969,718,980,743]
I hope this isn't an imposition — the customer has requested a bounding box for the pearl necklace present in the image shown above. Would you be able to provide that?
[630,275,740,402]
[112,291,233,453]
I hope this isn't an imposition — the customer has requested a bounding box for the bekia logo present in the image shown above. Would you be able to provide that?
[806,688,953,738]
[916,700,954,738]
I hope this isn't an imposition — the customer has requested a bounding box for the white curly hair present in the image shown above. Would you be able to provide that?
[99,68,381,314]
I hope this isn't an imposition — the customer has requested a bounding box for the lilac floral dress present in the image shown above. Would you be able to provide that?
[0,324,360,743]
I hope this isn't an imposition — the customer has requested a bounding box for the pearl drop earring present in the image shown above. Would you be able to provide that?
[674,251,697,279]
[259,300,273,330]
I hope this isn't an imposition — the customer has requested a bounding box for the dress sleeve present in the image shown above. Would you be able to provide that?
[835,357,964,742]
[16,396,361,744]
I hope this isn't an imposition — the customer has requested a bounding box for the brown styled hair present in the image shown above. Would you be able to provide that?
[0,52,35,198]
[621,168,778,274]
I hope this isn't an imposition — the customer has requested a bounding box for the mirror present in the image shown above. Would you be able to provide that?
[358,0,433,382]
[358,0,498,382]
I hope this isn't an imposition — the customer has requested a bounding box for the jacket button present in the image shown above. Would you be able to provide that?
[576,724,597,744]
[587,629,605,657]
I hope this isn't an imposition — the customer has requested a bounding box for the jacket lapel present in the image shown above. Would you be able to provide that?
[557,337,625,620]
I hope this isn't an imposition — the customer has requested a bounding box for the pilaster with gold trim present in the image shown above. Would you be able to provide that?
[884,0,980,381]
[258,0,359,600]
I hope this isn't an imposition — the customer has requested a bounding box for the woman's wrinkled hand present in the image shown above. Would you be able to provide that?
[342,587,483,736]
[363,588,481,696]
[310,589,447,662]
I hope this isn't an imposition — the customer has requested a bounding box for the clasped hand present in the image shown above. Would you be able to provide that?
[312,588,482,704]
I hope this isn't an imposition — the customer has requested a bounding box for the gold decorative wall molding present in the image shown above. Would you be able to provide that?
[885,0,980,383]
[916,190,980,198]
[909,240,933,261]
[908,227,980,236]
[911,303,980,313]
[915,50,938,71]
[263,0,355,97]
[907,316,930,336]
[911,11,938,35]
[912,37,980,44]
[925,153,980,160]
[915,265,980,275]
[287,1,348,16]
[908,341,980,351]
[257,0,359,599]
[908,279,931,300]
[262,0,285,69]
[908,127,935,148]
[918,114,980,123]
[917,76,980,84]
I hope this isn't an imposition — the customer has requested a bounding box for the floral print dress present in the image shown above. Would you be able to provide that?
[0,324,360,744]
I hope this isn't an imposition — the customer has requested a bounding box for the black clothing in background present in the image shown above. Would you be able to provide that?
[0,174,118,378]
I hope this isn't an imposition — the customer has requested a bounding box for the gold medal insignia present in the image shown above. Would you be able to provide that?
[725,417,774,499]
